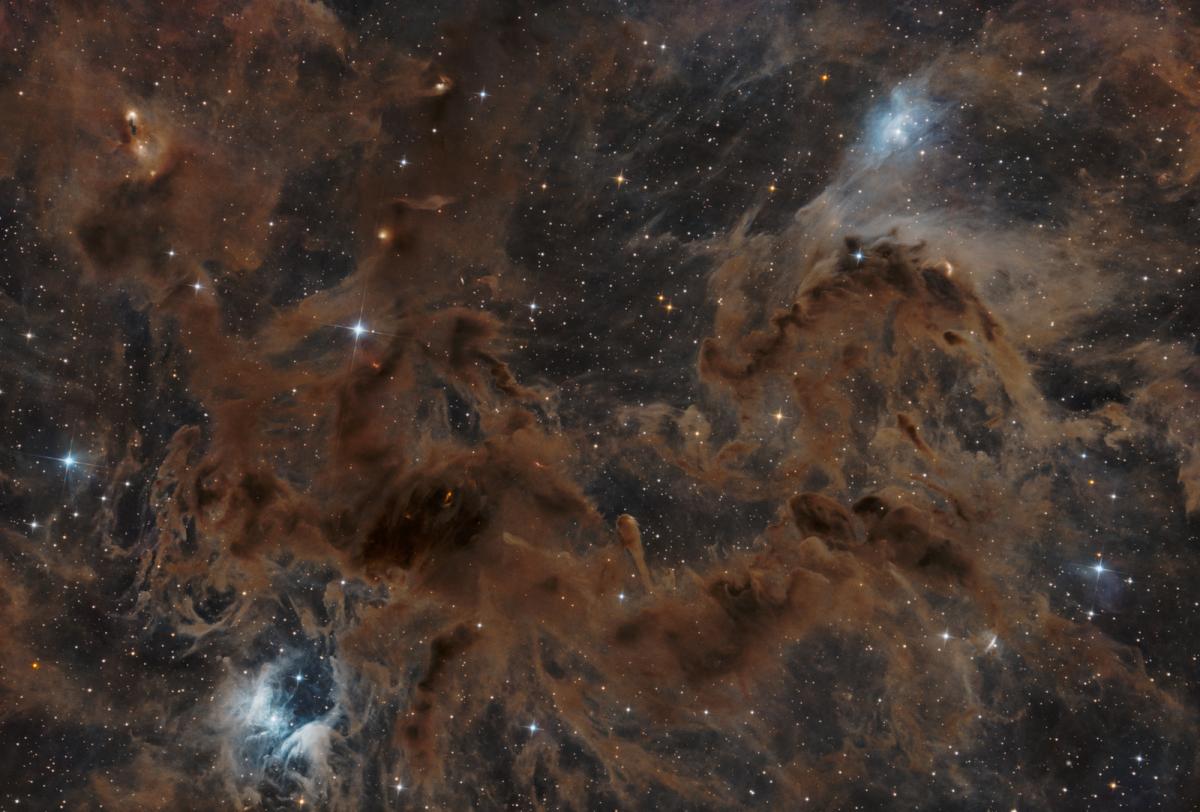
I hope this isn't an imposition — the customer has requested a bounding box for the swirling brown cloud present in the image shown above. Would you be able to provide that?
[0,1,1197,810]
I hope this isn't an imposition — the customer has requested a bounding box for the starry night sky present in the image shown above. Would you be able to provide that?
[1,1,1199,809]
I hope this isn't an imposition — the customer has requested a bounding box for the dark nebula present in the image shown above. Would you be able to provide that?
[1,1,1198,809]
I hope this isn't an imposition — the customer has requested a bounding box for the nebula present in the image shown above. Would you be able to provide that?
[1,1,1198,809]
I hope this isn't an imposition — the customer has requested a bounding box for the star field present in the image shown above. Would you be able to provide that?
[0,1,1198,810]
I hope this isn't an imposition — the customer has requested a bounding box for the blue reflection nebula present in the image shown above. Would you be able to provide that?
[862,82,943,162]
[222,653,343,803]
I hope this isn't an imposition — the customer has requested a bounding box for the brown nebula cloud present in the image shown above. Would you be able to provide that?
[0,0,1198,810]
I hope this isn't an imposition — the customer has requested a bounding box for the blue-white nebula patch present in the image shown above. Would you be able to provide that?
[219,652,344,804]
[861,81,946,164]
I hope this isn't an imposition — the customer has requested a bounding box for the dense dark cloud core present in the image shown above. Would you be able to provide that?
[1,1,1199,809]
